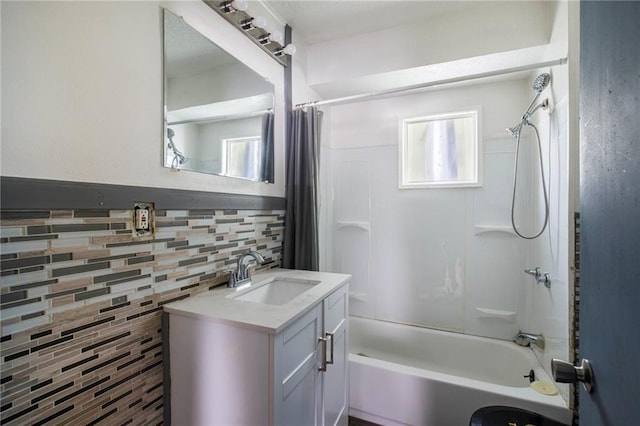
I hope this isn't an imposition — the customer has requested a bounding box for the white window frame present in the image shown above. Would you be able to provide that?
[221,135,262,180]
[399,110,481,189]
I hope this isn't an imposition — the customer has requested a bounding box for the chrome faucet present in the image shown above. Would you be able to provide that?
[514,331,545,350]
[524,267,551,288]
[227,250,266,288]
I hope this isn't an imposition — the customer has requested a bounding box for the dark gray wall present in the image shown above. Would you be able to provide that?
[1,177,285,211]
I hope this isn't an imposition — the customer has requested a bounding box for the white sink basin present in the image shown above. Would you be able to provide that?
[230,277,320,305]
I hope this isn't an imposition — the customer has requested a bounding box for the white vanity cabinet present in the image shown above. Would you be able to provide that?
[167,280,349,426]
[319,283,349,426]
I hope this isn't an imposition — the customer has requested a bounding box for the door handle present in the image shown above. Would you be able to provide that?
[551,358,594,393]
[318,337,328,372]
[326,332,334,365]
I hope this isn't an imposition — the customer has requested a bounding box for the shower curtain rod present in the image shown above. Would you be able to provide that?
[296,57,568,108]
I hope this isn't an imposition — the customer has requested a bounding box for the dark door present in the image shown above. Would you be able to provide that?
[580,1,640,424]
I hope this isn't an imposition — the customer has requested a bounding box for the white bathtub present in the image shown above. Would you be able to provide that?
[349,316,572,426]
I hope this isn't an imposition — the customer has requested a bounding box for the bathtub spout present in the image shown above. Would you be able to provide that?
[514,331,545,350]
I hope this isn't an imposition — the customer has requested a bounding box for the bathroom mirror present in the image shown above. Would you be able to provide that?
[400,110,480,188]
[163,9,275,183]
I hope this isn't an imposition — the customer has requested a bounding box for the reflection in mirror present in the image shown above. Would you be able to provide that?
[400,111,480,188]
[163,9,275,183]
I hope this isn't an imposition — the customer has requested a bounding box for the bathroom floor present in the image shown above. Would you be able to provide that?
[349,416,380,426]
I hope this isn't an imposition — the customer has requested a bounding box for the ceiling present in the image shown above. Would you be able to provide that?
[264,1,491,44]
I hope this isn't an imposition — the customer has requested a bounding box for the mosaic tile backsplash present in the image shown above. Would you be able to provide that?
[0,208,284,425]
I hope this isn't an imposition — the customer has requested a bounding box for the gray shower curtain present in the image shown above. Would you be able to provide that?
[260,111,274,183]
[283,106,321,271]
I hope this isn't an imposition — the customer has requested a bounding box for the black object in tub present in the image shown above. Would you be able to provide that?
[470,406,570,426]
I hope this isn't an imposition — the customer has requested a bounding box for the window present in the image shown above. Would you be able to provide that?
[221,136,262,181]
[400,110,480,188]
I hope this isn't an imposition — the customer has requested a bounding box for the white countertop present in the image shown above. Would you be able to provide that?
[163,268,351,334]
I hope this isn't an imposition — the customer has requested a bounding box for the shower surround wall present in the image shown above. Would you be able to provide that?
[0,208,284,425]
[527,81,571,397]
[322,77,570,398]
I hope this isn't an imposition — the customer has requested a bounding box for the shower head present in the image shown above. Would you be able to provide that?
[532,73,551,93]
[521,73,552,121]
[508,74,551,138]
[166,128,187,167]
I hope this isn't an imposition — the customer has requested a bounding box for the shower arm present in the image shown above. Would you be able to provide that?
[522,92,542,119]
[168,139,180,154]
[523,98,550,123]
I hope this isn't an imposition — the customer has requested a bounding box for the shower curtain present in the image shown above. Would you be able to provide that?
[260,111,275,183]
[283,106,321,271]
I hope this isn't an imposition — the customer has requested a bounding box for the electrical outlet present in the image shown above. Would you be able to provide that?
[133,202,154,237]
[136,208,149,230]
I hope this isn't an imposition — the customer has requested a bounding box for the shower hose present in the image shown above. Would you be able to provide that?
[511,121,549,240]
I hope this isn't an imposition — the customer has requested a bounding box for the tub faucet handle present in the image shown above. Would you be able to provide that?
[524,266,551,288]
[524,267,540,276]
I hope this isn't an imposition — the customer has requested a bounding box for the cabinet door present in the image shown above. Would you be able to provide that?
[169,314,270,425]
[274,304,322,426]
[322,284,349,426]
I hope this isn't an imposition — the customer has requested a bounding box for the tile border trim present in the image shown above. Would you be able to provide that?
[0,177,286,211]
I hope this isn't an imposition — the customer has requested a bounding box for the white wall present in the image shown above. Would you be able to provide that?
[528,88,571,402]
[305,2,553,92]
[325,78,537,335]
[1,1,285,197]
[290,34,322,106]
[525,0,573,403]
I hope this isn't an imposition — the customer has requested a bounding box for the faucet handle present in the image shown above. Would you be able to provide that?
[226,270,239,288]
[524,267,540,276]
[524,267,551,288]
